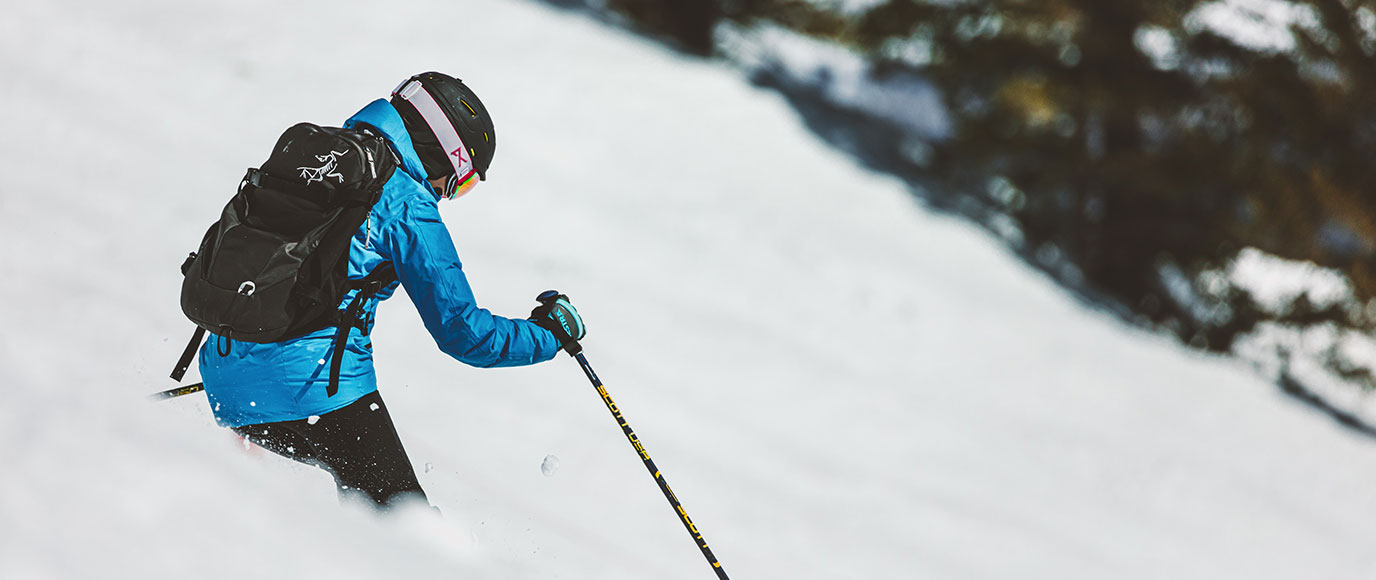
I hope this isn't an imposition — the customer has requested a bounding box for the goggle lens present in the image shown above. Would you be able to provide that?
[444,171,480,200]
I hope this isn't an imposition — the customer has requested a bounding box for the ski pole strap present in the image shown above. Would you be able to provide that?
[170,327,207,382]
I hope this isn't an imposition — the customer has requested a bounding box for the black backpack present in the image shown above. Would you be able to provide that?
[169,123,399,396]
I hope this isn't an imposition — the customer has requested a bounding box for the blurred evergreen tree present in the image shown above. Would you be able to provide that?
[853,0,1376,350]
[1195,0,1376,296]
[558,0,1376,387]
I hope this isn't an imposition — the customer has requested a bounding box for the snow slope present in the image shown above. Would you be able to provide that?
[3,0,1376,578]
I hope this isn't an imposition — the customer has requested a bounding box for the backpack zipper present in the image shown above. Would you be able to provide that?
[363,140,377,179]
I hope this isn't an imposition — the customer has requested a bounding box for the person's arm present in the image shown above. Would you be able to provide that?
[384,196,561,367]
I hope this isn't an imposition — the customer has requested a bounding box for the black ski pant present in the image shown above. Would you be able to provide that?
[232,390,427,509]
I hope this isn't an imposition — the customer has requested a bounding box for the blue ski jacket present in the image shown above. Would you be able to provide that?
[199,99,561,428]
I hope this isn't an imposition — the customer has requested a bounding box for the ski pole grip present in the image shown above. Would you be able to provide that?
[537,290,561,305]
[534,290,584,356]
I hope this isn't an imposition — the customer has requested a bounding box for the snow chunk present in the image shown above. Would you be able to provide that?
[540,455,560,477]
[307,415,320,425]
[369,403,379,411]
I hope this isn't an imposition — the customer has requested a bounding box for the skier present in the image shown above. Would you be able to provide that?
[197,72,585,509]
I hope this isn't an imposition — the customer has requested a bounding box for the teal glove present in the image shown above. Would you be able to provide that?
[530,291,586,355]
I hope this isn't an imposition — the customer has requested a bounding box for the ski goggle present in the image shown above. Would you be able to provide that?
[392,77,481,199]
[442,170,480,200]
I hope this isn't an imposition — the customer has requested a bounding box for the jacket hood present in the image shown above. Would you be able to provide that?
[344,99,430,186]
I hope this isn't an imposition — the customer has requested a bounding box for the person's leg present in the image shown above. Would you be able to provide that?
[232,420,318,465]
[299,391,428,509]
[229,391,427,509]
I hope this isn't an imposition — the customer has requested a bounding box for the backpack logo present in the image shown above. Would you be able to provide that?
[297,149,349,184]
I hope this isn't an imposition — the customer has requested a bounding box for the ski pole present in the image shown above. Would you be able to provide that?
[576,352,730,579]
[150,382,205,400]
[538,293,729,579]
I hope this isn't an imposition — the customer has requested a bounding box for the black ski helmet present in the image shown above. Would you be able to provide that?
[390,72,496,181]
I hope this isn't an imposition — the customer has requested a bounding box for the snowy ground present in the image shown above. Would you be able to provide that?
[3,0,1376,578]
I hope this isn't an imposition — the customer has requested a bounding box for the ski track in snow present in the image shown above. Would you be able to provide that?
[3,0,1376,578]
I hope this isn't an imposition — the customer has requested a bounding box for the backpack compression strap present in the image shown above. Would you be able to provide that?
[245,168,330,205]
[169,263,399,397]
[326,262,398,397]
[170,326,208,382]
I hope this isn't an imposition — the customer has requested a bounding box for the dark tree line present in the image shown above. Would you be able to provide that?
[554,0,1376,386]
[846,0,1376,354]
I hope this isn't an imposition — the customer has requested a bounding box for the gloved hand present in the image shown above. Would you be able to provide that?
[530,291,586,355]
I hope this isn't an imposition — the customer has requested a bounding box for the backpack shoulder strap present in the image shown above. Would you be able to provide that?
[351,261,398,292]
[326,262,399,396]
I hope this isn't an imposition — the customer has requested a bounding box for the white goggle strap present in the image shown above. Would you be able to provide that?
[392,79,475,181]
